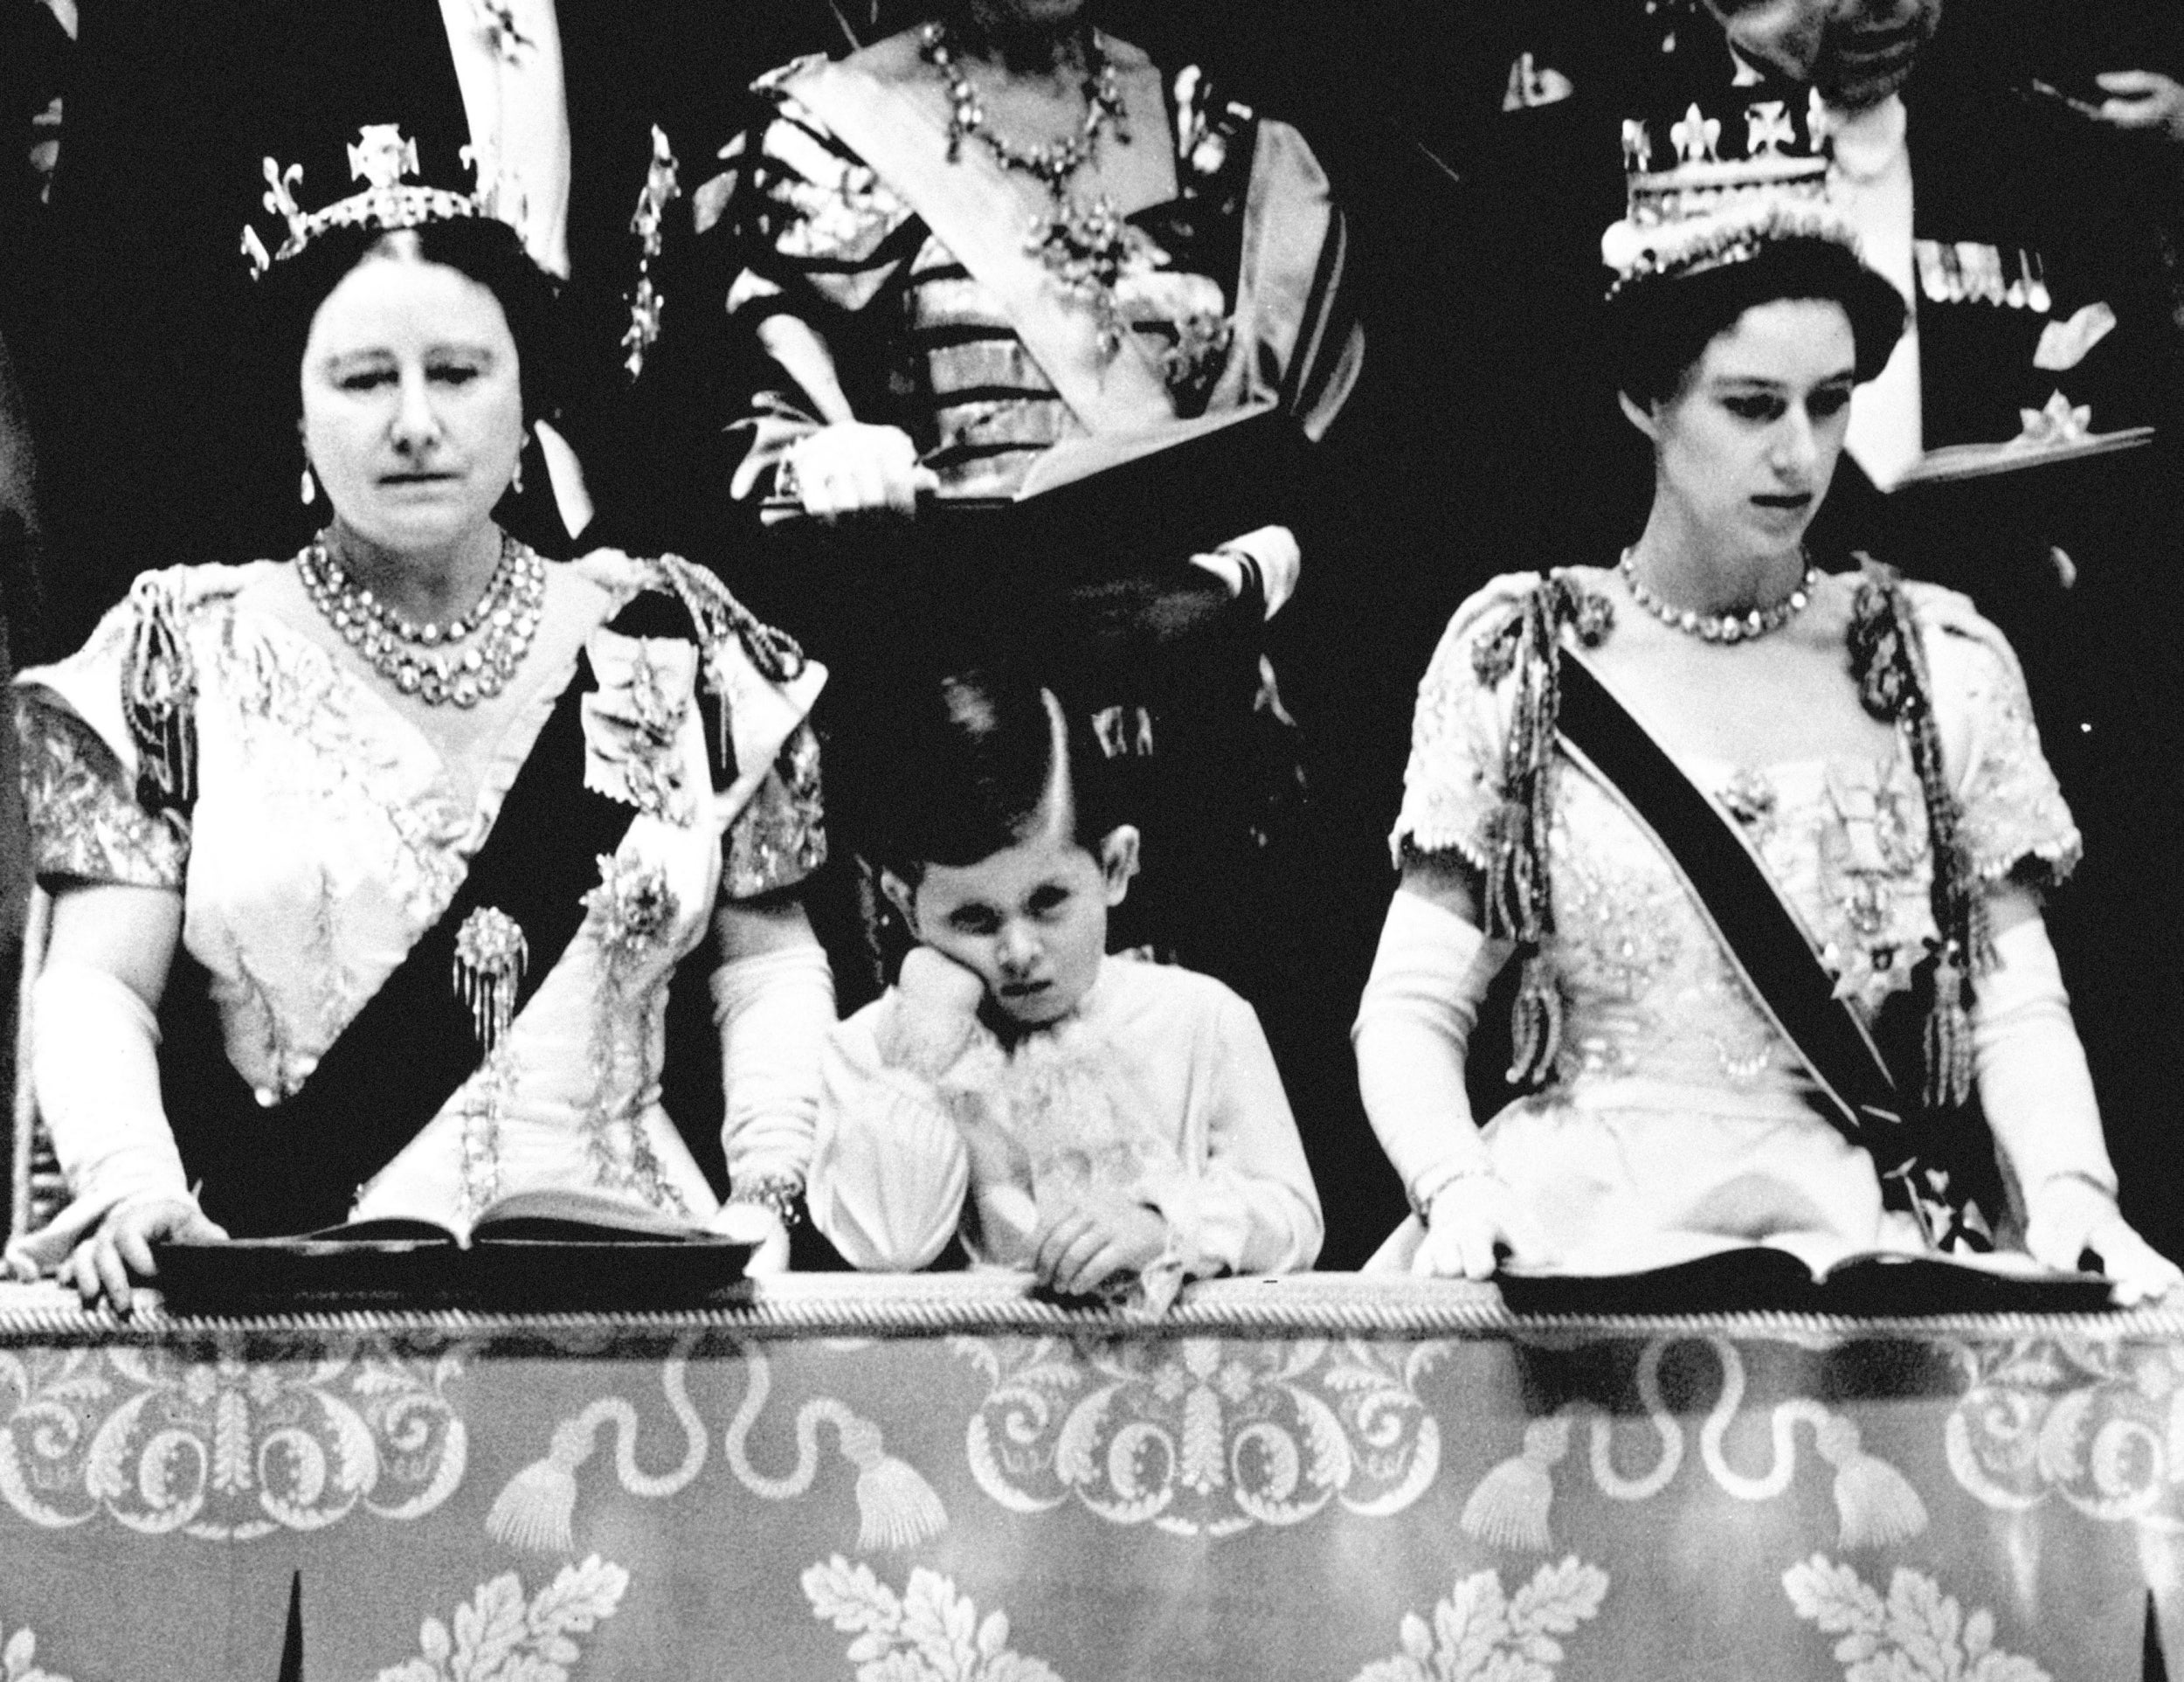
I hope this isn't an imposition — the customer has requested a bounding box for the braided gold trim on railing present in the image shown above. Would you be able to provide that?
[4,1274,2184,1347]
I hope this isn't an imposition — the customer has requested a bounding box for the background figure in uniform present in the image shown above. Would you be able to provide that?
[688,0,1363,1237]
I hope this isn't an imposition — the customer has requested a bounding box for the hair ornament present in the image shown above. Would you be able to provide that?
[239,123,486,277]
[1601,87,1859,296]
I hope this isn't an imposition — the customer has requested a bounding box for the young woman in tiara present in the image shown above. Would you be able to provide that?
[1352,149,2181,1300]
[8,131,834,1307]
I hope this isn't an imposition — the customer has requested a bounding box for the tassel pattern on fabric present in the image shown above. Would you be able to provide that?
[121,573,199,817]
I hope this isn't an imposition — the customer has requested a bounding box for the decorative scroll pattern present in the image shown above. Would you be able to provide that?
[0,1340,466,1539]
[956,1336,1445,1535]
[372,1555,628,1682]
[804,1556,1065,1682]
[1462,1339,1925,1553]
[1945,1337,2184,1523]
[1782,1554,2049,1681]
[1348,1556,1608,1682]
[487,1339,945,1554]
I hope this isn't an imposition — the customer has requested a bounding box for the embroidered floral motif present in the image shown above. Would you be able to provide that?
[803,1557,1065,1682]
[1782,1555,2050,1682]
[724,723,828,898]
[957,1335,1445,1533]
[16,698,188,888]
[0,1340,467,1538]
[1349,1556,1608,1682]
[580,630,697,825]
[583,855,679,975]
[372,1554,628,1682]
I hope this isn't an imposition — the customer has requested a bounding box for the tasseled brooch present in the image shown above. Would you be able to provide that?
[1469,572,1615,1087]
[1847,558,1992,1110]
[121,574,198,818]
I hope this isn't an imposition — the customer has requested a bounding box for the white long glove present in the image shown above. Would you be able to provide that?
[710,943,834,1271]
[1974,916,2181,1303]
[1352,888,1537,1277]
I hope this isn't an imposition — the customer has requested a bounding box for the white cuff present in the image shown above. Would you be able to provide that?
[1191,524,1302,620]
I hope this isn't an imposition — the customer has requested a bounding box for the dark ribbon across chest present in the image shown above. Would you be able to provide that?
[160,643,642,1236]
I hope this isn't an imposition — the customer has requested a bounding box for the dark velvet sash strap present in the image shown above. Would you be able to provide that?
[1555,651,1917,1170]
[164,647,638,1236]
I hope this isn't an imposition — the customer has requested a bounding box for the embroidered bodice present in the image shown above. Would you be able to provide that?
[1397,571,2079,1110]
[17,549,827,1227]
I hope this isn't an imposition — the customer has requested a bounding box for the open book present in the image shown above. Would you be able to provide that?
[1495,1240,2116,1317]
[149,1187,753,1312]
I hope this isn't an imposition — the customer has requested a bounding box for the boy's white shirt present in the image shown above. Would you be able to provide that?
[808,955,1323,1278]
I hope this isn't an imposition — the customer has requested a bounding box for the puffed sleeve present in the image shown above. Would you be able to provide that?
[14,570,203,889]
[1389,573,1536,870]
[1131,983,1323,1277]
[1910,581,2082,887]
[693,66,922,502]
[808,993,974,1271]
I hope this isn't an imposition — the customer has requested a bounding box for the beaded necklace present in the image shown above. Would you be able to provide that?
[299,530,546,708]
[1619,547,1819,644]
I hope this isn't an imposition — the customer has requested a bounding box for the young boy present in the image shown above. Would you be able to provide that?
[807,669,1323,1307]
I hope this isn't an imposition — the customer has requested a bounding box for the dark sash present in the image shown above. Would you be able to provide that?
[161,645,640,1236]
[1554,652,1916,1168]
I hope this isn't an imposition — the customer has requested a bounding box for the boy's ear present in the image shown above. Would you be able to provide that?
[878,867,919,933]
[1096,826,1140,905]
[1617,389,1660,441]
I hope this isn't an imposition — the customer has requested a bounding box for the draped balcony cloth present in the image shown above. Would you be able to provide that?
[0,1276,2178,1680]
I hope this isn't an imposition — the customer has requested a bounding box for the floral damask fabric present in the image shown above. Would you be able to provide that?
[14,550,826,1230]
[1392,571,2080,1268]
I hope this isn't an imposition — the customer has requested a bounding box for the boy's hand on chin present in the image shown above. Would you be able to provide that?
[1032,1197,1171,1298]
[888,948,989,1077]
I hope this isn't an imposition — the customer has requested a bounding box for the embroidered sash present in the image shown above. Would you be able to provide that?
[784,55,1180,435]
[1554,652,1921,1173]
[160,643,641,1237]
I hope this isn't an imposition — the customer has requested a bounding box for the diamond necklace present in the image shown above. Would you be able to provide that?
[1619,547,1820,644]
[919,22,1127,191]
[299,530,546,707]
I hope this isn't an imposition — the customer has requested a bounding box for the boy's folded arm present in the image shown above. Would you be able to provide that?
[807,1014,973,1271]
[1135,991,1324,1277]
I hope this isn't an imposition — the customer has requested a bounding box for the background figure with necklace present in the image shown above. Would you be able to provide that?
[685,0,1364,1246]
[3,135,834,1309]
[1354,125,2179,1302]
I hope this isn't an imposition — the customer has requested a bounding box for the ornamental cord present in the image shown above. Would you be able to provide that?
[1848,560,1991,1109]
[1475,573,1610,1086]
[120,574,198,816]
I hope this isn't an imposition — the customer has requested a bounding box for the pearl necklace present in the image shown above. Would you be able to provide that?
[1619,548,1820,644]
[919,22,1127,194]
[299,532,546,707]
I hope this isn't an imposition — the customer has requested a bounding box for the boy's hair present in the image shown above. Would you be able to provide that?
[870,667,1118,883]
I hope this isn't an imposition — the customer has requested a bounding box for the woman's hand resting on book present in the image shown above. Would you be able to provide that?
[43,1194,229,1312]
[1413,1172,1545,1280]
[2025,1175,2184,1305]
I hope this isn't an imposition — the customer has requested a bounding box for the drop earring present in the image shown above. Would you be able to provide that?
[511,436,528,495]
[300,460,317,506]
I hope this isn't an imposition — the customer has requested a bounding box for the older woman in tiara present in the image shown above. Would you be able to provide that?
[7,129,835,1308]
[1352,102,2180,1300]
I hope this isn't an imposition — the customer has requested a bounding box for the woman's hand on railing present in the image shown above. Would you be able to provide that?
[710,1198,792,1275]
[2025,1175,2184,1305]
[780,423,940,520]
[1413,1172,1538,1281]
